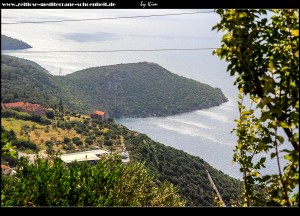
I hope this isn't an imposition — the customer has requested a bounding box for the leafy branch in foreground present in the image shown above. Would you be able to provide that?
[213,9,299,206]
[1,132,16,159]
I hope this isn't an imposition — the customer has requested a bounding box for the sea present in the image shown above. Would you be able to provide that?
[1,9,285,179]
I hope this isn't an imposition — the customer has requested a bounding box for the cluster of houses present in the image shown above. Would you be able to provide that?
[1,101,109,122]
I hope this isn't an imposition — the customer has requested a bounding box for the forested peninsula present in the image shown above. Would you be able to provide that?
[1,55,227,118]
[1,35,32,50]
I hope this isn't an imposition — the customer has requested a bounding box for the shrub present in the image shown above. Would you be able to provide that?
[85,137,93,145]
[63,137,71,144]
[72,137,82,146]
[12,138,38,152]
[45,140,53,147]
[46,110,54,119]
[1,155,185,206]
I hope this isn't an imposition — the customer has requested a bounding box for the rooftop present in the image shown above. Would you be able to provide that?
[60,149,109,164]
[2,102,26,108]
[2,102,46,112]
[59,149,129,164]
[93,110,105,115]
[60,152,100,163]
[1,164,10,170]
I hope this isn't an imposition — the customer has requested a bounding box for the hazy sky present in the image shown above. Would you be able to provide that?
[1,9,222,48]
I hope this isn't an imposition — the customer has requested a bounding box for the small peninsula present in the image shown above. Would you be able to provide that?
[1,35,32,50]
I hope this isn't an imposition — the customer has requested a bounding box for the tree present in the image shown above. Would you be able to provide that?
[1,133,16,159]
[58,99,64,113]
[72,137,82,146]
[1,155,185,206]
[213,9,299,206]
[63,137,71,144]
[1,132,18,167]
[85,136,93,145]
[46,110,54,119]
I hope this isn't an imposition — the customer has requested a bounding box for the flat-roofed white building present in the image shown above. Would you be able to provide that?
[59,149,130,164]
[60,149,109,164]
[60,152,100,164]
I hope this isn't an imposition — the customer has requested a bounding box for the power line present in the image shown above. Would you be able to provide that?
[1,11,215,25]
[2,48,218,53]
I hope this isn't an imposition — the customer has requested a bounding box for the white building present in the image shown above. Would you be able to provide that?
[60,149,130,164]
[60,149,109,164]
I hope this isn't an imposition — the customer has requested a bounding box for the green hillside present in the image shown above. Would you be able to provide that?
[1,53,239,206]
[125,131,241,206]
[1,109,241,206]
[1,35,32,50]
[64,62,228,117]
[1,55,84,110]
[1,55,228,118]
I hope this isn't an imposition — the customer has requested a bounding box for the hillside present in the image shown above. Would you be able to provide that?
[1,55,228,118]
[63,62,228,117]
[1,35,32,50]
[124,131,241,206]
[1,109,241,206]
[1,55,88,109]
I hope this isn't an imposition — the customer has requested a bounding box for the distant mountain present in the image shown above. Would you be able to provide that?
[1,55,228,118]
[64,62,228,118]
[1,35,32,50]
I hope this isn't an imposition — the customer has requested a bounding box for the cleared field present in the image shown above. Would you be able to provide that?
[1,116,123,154]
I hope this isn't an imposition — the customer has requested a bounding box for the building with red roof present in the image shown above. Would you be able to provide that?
[1,102,47,116]
[90,110,109,122]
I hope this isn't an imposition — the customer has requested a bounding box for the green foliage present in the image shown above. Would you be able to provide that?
[58,99,64,113]
[1,35,32,50]
[45,140,53,147]
[1,107,241,206]
[12,138,38,152]
[63,62,228,118]
[124,132,241,206]
[1,132,16,159]
[1,55,227,118]
[63,137,71,144]
[85,136,94,145]
[46,147,54,155]
[46,110,55,119]
[1,109,51,125]
[1,128,18,167]
[65,122,72,130]
[1,155,185,206]
[213,9,299,206]
[1,54,63,107]
[104,139,113,146]
[72,137,82,146]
